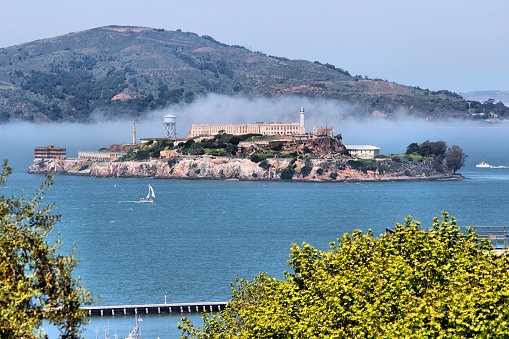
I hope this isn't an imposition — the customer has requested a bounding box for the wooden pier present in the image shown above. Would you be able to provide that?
[81,302,227,317]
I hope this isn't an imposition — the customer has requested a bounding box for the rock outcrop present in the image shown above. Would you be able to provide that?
[28,156,463,182]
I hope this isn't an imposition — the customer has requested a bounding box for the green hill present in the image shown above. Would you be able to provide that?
[0,25,507,123]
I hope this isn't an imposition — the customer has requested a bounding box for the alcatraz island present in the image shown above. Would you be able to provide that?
[28,107,466,182]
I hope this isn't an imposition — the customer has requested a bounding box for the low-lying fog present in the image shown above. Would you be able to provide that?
[1,94,508,167]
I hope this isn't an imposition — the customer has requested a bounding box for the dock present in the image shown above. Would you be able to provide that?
[81,302,227,317]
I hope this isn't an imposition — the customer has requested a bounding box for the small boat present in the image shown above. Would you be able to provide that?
[125,316,142,339]
[139,184,155,203]
[476,162,491,168]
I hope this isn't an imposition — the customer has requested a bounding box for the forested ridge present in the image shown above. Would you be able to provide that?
[1,25,507,123]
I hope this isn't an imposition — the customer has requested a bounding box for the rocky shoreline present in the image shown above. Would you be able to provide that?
[28,156,464,182]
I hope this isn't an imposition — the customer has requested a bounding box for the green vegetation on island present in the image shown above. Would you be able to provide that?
[117,134,466,180]
[180,212,509,338]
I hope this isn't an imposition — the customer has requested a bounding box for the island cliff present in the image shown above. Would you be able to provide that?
[28,136,466,182]
[28,156,463,182]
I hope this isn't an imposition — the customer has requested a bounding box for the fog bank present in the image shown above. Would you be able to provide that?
[1,94,508,165]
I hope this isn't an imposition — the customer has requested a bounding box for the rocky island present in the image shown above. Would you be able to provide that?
[28,134,466,182]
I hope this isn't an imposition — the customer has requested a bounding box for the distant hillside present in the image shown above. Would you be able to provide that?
[460,90,509,106]
[0,25,507,123]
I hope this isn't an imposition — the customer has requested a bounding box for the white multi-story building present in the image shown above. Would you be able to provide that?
[187,107,306,138]
[344,145,381,159]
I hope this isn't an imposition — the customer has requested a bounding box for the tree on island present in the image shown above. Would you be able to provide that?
[406,140,467,173]
[0,160,92,338]
[406,140,447,158]
[445,145,468,173]
[180,212,509,338]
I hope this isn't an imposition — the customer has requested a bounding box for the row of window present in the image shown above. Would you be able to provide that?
[190,124,301,136]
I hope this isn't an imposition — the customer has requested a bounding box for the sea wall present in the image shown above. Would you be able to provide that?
[28,156,464,182]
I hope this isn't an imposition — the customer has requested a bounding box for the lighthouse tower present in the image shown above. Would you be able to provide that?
[132,121,137,145]
[299,107,306,134]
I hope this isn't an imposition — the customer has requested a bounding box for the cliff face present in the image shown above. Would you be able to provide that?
[29,157,284,180]
[28,156,463,182]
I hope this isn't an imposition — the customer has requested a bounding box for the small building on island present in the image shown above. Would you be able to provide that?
[34,146,66,159]
[312,126,335,137]
[344,145,381,159]
[160,149,179,158]
[77,151,126,162]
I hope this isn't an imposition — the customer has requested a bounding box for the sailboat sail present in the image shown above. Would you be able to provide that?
[126,316,142,338]
[140,184,155,203]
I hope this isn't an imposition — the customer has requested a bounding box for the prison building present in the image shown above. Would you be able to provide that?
[187,107,307,138]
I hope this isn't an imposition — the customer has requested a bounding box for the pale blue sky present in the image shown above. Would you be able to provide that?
[2,0,508,93]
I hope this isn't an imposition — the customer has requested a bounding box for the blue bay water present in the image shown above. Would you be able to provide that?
[2,121,509,338]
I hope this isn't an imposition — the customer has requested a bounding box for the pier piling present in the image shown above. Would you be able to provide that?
[81,302,227,317]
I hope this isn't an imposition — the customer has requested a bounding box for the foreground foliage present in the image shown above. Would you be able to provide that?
[0,160,92,338]
[180,212,509,338]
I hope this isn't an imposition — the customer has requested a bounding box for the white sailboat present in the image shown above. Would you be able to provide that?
[125,316,142,339]
[139,184,155,203]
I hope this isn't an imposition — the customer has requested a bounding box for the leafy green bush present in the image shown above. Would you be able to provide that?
[250,154,263,163]
[205,148,226,156]
[406,140,447,157]
[259,160,271,170]
[0,162,92,337]
[279,152,296,158]
[300,165,312,177]
[280,167,295,180]
[268,141,285,151]
[179,134,239,156]
[168,158,180,167]
[180,213,509,338]
[347,160,363,169]
[406,154,424,163]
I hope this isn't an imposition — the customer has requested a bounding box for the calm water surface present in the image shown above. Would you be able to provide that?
[2,121,509,338]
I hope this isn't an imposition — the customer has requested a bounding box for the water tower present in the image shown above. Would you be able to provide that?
[163,114,177,138]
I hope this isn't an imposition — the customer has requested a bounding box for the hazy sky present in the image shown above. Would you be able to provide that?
[2,0,508,93]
